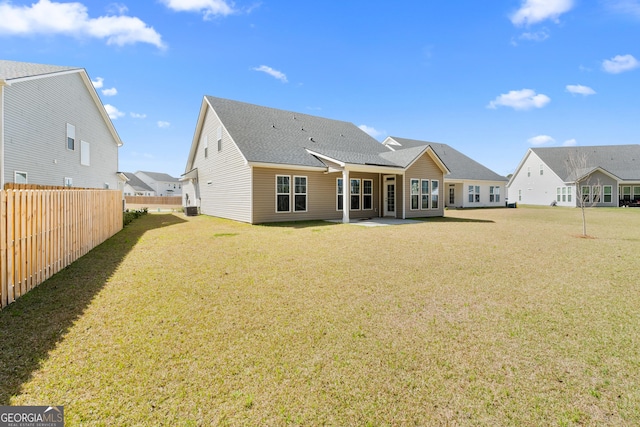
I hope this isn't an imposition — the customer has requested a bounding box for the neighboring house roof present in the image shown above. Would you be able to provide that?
[385,137,508,182]
[0,59,123,147]
[186,96,449,173]
[136,171,179,182]
[121,172,154,193]
[529,145,640,182]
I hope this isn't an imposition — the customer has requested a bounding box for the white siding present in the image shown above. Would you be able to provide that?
[191,108,252,223]
[3,72,119,188]
[508,152,566,206]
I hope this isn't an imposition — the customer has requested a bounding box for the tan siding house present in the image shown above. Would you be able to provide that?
[183,97,449,224]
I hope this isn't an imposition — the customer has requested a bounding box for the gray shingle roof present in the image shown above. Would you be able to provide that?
[388,137,508,181]
[122,172,154,192]
[137,171,179,182]
[0,60,79,81]
[205,96,409,168]
[531,145,640,181]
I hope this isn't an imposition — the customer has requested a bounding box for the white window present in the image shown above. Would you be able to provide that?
[64,177,73,187]
[410,179,419,210]
[350,179,361,210]
[469,185,480,203]
[421,179,429,209]
[527,167,530,177]
[66,123,75,150]
[581,185,590,203]
[81,140,90,166]
[294,176,307,212]
[592,185,601,203]
[431,180,439,209]
[567,187,572,203]
[363,179,373,210]
[15,171,27,184]
[337,178,343,211]
[217,126,222,152]
[204,135,208,158]
[276,175,290,212]
[540,164,544,175]
[518,189,522,202]
[104,183,110,189]
[603,185,612,203]
[557,187,561,202]
[562,187,567,202]
[489,186,500,203]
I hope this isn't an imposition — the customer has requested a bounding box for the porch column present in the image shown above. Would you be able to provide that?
[342,169,350,223]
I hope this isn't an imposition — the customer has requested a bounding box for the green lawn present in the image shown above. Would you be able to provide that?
[1,207,639,426]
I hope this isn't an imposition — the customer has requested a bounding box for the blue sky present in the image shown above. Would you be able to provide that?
[1,0,639,177]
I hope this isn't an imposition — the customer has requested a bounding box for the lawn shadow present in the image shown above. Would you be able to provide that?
[0,213,186,404]
[257,220,337,229]
[413,216,495,224]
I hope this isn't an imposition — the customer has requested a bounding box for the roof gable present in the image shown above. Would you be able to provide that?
[531,145,640,182]
[385,137,507,182]
[122,172,154,192]
[137,171,179,182]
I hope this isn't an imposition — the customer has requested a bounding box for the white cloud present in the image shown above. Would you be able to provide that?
[511,0,574,26]
[157,121,171,128]
[358,125,385,139]
[563,138,578,146]
[161,0,235,19]
[253,65,288,83]
[130,112,147,119]
[566,84,596,95]
[0,0,164,48]
[519,29,550,41]
[487,89,551,110]
[102,87,118,96]
[604,0,640,18]
[91,77,104,88]
[104,104,125,119]
[602,54,639,74]
[528,135,555,146]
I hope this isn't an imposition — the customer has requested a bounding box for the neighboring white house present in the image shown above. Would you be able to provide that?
[383,137,508,208]
[121,172,155,196]
[135,171,182,197]
[507,145,640,207]
[0,60,123,189]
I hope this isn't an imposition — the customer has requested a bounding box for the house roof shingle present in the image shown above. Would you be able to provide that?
[137,171,179,182]
[531,145,640,182]
[122,172,154,192]
[387,137,508,182]
[0,60,79,81]
[204,96,418,169]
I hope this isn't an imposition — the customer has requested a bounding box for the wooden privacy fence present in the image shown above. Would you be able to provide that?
[0,189,123,309]
[125,196,182,205]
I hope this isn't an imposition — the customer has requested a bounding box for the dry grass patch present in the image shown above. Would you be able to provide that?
[2,207,640,425]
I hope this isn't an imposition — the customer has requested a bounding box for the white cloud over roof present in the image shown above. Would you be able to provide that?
[0,0,164,48]
[253,65,288,83]
[602,54,639,74]
[528,135,555,146]
[487,89,551,110]
[566,84,596,95]
[511,0,574,26]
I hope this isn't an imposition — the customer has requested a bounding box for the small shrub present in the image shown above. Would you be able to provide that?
[123,208,148,227]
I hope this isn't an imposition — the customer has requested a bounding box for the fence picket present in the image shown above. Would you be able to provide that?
[0,188,122,308]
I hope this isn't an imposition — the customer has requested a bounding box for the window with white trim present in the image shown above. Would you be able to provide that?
[490,186,500,203]
[217,126,222,152]
[81,140,90,166]
[540,164,544,175]
[527,167,530,177]
[66,123,75,151]
[592,185,601,203]
[64,177,72,187]
[350,179,360,210]
[15,171,27,184]
[431,180,439,209]
[276,175,290,212]
[567,187,572,203]
[562,187,567,202]
[363,179,373,210]
[581,185,590,203]
[421,179,430,209]
[603,185,612,203]
[469,185,480,203]
[204,135,208,158]
[410,179,419,210]
[518,189,522,202]
[294,176,307,212]
[557,187,561,202]
[337,178,343,211]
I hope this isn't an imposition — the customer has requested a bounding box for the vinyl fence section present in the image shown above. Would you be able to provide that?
[0,189,123,309]
[125,196,182,205]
